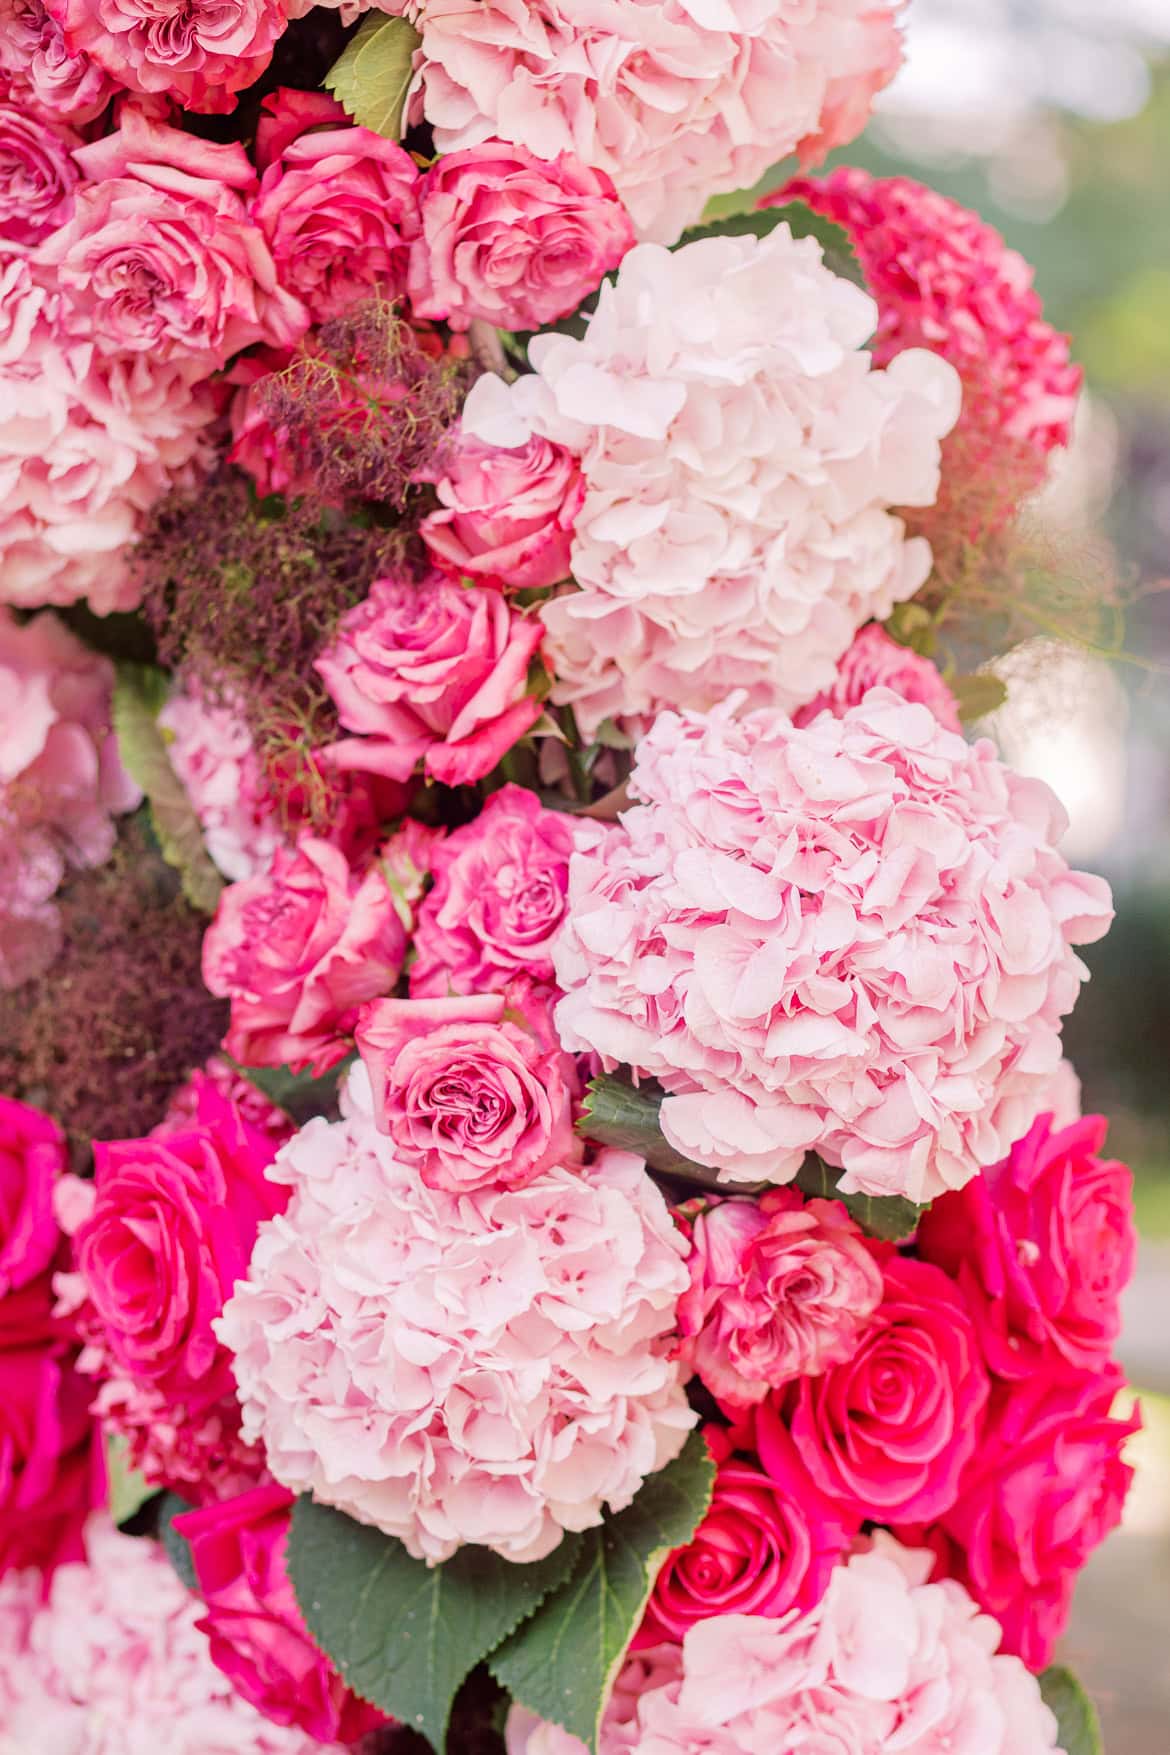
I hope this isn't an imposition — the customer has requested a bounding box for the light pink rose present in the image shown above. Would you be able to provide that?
[47,0,286,115]
[39,112,306,366]
[677,1189,884,1406]
[0,99,79,243]
[202,836,409,1074]
[421,430,584,591]
[410,783,576,998]
[315,571,544,789]
[793,623,962,732]
[252,87,420,324]
[159,678,285,882]
[410,140,633,331]
[356,991,579,1193]
[0,0,120,125]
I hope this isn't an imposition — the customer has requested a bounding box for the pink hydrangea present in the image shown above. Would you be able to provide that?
[383,0,907,242]
[462,227,960,737]
[410,141,634,331]
[219,1063,694,1564]
[0,99,79,244]
[159,679,285,882]
[553,693,1114,1200]
[40,113,306,367]
[0,607,140,989]
[0,0,120,125]
[507,1537,1062,1755]
[252,88,420,325]
[793,623,962,732]
[776,169,1082,527]
[410,783,576,999]
[421,429,584,592]
[677,1189,884,1406]
[46,0,286,115]
[315,570,544,789]
[0,1516,342,1754]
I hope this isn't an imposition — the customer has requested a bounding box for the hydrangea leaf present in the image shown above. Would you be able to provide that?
[952,671,1009,724]
[489,1432,715,1753]
[228,1054,356,1126]
[158,1492,198,1591]
[112,663,223,916]
[675,201,864,287]
[287,1499,583,1751]
[1039,1666,1104,1755]
[325,14,420,140]
[107,1435,155,1528]
[792,1155,922,1243]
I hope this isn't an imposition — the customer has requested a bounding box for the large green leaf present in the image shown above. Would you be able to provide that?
[325,13,420,140]
[158,1491,198,1591]
[490,1432,715,1752]
[792,1156,922,1243]
[229,1054,356,1125]
[675,200,864,287]
[288,1499,583,1751]
[1039,1666,1104,1755]
[107,1435,155,1528]
[112,664,223,915]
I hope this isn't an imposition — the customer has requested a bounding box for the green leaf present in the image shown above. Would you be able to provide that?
[229,1054,356,1126]
[792,1155,922,1243]
[675,200,864,288]
[1039,1666,1103,1755]
[952,671,1009,724]
[107,1435,155,1528]
[490,1432,715,1752]
[325,13,420,140]
[288,1500,583,1751]
[158,1491,198,1592]
[112,664,223,915]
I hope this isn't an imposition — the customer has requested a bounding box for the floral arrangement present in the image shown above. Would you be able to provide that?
[0,4,1135,1755]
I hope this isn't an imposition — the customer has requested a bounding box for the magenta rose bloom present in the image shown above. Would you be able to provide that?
[252,87,420,323]
[39,111,305,366]
[175,1483,390,1744]
[202,836,409,1075]
[47,0,285,114]
[0,99,79,244]
[639,1420,855,1647]
[787,1254,990,1524]
[410,140,634,332]
[917,1112,1135,1380]
[422,430,584,592]
[411,784,577,999]
[315,572,544,790]
[0,1345,101,1577]
[356,992,579,1194]
[922,1367,1140,1669]
[677,1189,884,1407]
[73,1079,288,1411]
[0,1094,66,1299]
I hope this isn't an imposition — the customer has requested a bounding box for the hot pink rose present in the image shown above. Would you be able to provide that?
[0,0,119,125]
[39,112,305,366]
[356,991,579,1194]
[47,0,285,114]
[410,783,577,998]
[0,1094,65,1299]
[677,1189,884,1407]
[793,623,961,731]
[0,1345,101,1578]
[639,1421,855,1646]
[918,1113,1135,1381]
[410,140,634,331]
[73,1077,289,1409]
[252,88,420,324]
[315,572,544,789]
[175,1484,390,1744]
[421,431,584,591]
[787,1254,990,1524]
[921,1368,1140,1669]
[202,836,409,1074]
[0,99,78,243]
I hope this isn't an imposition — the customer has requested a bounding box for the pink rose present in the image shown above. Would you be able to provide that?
[0,1094,65,1298]
[793,623,961,731]
[46,0,285,114]
[918,1113,1135,1381]
[923,1368,1140,1669]
[677,1189,884,1407]
[356,991,579,1194]
[202,836,409,1074]
[421,431,584,591]
[175,1483,390,1744]
[410,140,634,331]
[410,783,576,998]
[0,100,79,244]
[787,1254,990,1523]
[252,87,420,324]
[0,0,119,126]
[0,1345,101,1578]
[315,572,544,789]
[74,1078,288,1409]
[639,1421,855,1646]
[39,112,305,366]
